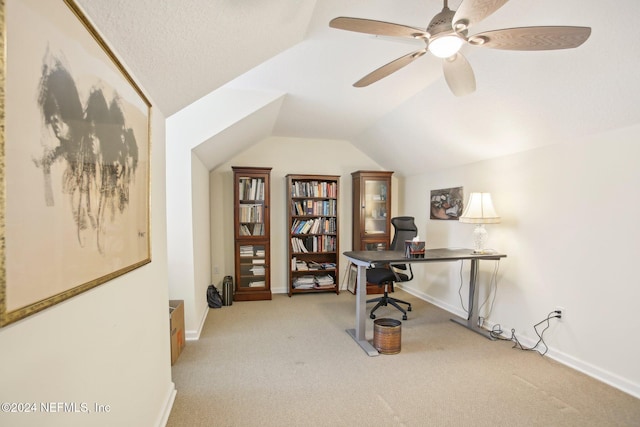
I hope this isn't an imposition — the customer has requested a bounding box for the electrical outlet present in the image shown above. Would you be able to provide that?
[554,306,565,321]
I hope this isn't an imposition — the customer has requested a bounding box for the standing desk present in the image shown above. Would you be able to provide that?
[343,248,507,356]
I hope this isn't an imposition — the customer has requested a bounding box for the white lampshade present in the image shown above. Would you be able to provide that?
[459,193,501,224]
[459,193,500,253]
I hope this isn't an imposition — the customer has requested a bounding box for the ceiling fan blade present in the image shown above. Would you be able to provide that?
[453,0,509,31]
[354,49,427,87]
[330,17,427,39]
[469,26,592,50]
[442,53,476,96]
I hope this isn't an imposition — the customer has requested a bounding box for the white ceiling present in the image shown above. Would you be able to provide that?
[76,0,640,176]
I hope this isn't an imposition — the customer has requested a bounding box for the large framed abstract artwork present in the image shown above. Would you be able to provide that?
[0,0,151,326]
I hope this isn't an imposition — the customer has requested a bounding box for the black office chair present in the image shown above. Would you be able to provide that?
[366,216,417,320]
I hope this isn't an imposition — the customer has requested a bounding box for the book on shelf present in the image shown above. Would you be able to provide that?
[252,223,264,236]
[291,180,337,198]
[290,235,337,253]
[313,274,335,289]
[291,218,336,235]
[250,266,265,276]
[291,237,308,253]
[314,274,334,285]
[250,178,257,200]
[238,177,264,201]
[239,245,254,257]
[292,275,315,289]
[249,280,265,287]
[239,204,264,223]
[307,261,322,270]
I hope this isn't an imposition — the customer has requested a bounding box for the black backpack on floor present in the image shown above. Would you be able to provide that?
[207,285,223,308]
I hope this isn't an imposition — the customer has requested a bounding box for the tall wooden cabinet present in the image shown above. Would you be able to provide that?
[351,170,393,251]
[286,174,340,297]
[232,166,272,301]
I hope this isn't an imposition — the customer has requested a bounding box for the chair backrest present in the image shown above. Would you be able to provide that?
[390,216,418,252]
[388,216,418,281]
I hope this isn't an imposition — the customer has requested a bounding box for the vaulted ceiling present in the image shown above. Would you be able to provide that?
[76,0,640,176]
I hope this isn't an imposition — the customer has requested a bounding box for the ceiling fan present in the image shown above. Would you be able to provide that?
[329,0,591,96]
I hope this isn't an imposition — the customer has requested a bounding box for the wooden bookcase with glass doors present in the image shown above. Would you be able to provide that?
[351,170,393,251]
[232,166,272,301]
[286,174,340,297]
[351,170,393,294]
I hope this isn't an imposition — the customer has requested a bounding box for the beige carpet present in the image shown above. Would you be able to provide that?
[167,291,640,426]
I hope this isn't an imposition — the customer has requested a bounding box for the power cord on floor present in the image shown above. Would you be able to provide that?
[490,310,562,356]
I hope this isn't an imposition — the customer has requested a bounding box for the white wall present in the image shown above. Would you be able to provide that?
[400,124,640,398]
[165,88,283,337]
[189,153,212,338]
[0,109,174,427]
[164,152,211,340]
[210,136,399,295]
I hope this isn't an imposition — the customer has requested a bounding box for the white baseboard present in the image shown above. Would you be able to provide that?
[156,381,177,427]
[397,284,468,319]
[546,348,640,399]
[397,284,640,400]
[483,319,640,400]
[186,305,209,341]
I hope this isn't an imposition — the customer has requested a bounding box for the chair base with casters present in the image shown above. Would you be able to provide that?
[365,216,418,321]
[366,268,412,320]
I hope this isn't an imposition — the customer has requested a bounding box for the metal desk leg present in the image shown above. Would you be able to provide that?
[451,259,495,340]
[346,264,379,356]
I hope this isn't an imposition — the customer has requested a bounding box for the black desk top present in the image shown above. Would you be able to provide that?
[344,248,506,264]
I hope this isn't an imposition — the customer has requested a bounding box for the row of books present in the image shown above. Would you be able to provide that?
[239,245,266,257]
[291,257,336,271]
[238,204,264,223]
[238,177,265,201]
[239,223,264,236]
[291,199,337,216]
[291,236,336,253]
[290,217,336,235]
[292,274,335,289]
[290,181,337,198]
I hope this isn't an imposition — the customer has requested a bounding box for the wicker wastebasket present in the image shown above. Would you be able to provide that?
[373,318,402,354]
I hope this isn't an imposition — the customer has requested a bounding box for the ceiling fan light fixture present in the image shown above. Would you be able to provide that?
[429,34,464,58]
[328,0,592,92]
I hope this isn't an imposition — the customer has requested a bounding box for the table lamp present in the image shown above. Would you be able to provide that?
[459,192,501,253]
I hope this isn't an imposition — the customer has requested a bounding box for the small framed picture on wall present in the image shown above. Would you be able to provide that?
[430,187,464,220]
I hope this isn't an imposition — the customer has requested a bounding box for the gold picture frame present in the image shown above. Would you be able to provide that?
[1,0,151,326]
